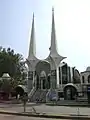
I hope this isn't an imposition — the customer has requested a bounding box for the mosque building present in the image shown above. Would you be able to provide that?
[26,8,82,102]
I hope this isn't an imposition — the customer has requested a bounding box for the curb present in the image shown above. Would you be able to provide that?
[0,110,90,120]
[46,103,90,107]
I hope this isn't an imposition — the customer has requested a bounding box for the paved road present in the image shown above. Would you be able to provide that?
[0,114,69,120]
[0,103,90,116]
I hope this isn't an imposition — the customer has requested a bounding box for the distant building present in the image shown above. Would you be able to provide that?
[81,67,90,84]
[80,67,90,96]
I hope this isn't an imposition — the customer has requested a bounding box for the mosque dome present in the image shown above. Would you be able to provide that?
[86,67,90,71]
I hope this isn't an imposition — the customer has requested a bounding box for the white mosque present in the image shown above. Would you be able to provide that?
[25,8,83,102]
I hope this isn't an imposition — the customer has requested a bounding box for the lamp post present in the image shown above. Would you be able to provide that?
[21,93,28,112]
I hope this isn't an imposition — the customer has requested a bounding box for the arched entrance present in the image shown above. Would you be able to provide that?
[35,60,51,90]
[15,85,28,99]
[40,71,49,89]
[63,84,77,100]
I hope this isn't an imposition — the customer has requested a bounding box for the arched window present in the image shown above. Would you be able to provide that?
[82,76,84,83]
[73,69,80,84]
[62,64,68,84]
[88,75,90,83]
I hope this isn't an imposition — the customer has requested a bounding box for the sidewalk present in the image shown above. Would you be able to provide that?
[0,108,90,120]
[0,101,90,117]
[46,100,90,107]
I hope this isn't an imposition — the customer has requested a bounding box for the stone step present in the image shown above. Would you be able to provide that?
[30,89,48,103]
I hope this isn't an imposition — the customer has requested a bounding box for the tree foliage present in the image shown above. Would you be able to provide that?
[0,47,22,76]
[0,46,27,89]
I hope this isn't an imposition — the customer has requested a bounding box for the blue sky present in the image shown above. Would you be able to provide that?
[0,0,90,72]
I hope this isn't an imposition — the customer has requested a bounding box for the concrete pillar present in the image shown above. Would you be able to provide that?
[50,70,56,89]
[41,79,43,90]
[39,76,41,89]
[67,67,70,83]
[28,71,33,92]
[50,71,53,89]
[34,75,37,89]
[56,67,59,88]
[70,68,73,83]
[46,76,49,89]
[60,67,63,89]
[27,70,36,92]
[32,71,35,88]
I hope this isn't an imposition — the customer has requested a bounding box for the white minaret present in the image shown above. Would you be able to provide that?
[49,8,66,62]
[27,13,39,69]
[50,7,58,55]
[48,8,66,88]
[26,13,39,92]
[28,13,36,59]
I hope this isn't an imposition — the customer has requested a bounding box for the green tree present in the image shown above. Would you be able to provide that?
[0,46,27,89]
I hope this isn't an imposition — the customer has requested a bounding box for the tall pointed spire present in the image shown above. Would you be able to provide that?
[50,7,58,54]
[28,13,36,58]
[47,7,66,67]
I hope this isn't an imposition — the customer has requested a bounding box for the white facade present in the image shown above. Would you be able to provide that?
[26,8,66,92]
[80,67,90,93]
[26,8,83,101]
[80,68,90,84]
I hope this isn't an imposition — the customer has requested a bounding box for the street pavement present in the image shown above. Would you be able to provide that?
[0,114,70,120]
[0,103,90,116]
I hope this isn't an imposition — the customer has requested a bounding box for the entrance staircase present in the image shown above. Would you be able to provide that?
[28,88,36,102]
[39,90,48,103]
[29,89,48,103]
[28,88,36,99]
[29,89,41,102]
